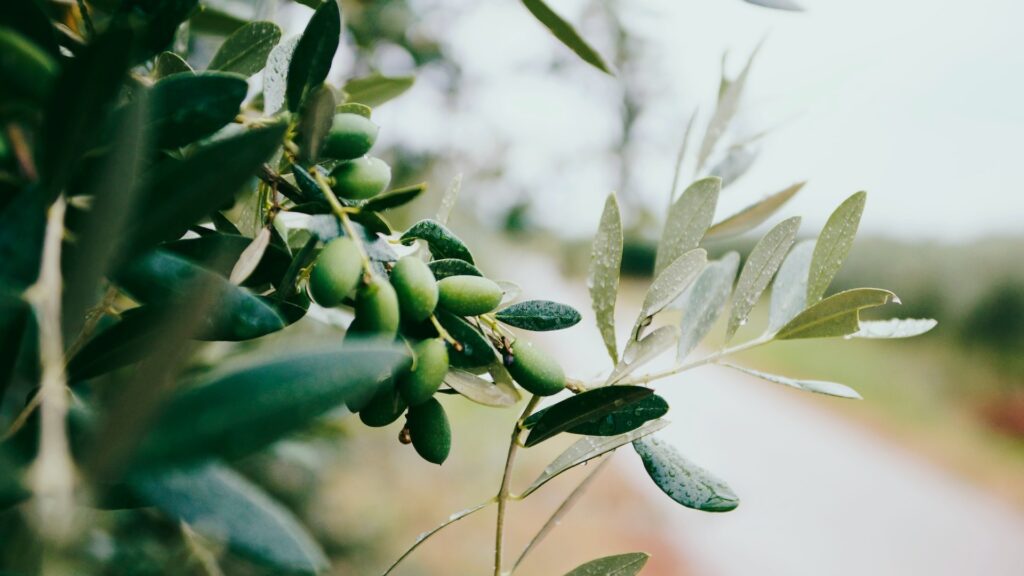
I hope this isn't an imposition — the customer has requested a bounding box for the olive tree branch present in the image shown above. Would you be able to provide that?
[614,334,773,387]
[495,395,541,576]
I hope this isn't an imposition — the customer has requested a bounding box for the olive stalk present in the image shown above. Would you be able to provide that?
[615,334,773,386]
[428,314,461,350]
[312,169,375,277]
[494,395,541,576]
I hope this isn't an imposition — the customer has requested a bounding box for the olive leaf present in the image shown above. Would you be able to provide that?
[706,181,805,239]
[721,362,861,399]
[263,35,300,114]
[676,252,740,362]
[524,385,654,447]
[853,318,937,339]
[743,0,804,11]
[633,435,740,512]
[666,110,699,208]
[428,258,482,280]
[524,393,668,437]
[434,310,497,368]
[150,72,248,148]
[361,182,427,212]
[131,463,328,574]
[725,216,800,341]
[208,21,282,76]
[807,191,866,304]
[400,219,475,263]
[520,419,668,498]
[153,51,193,79]
[631,248,707,342]
[654,176,720,276]
[696,42,761,173]
[129,342,407,470]
[589,194,623,363]
[562,553,650,576]
[164,233,291,288]
[709,144,758,188]
[286,0,340,112]
[444,369,519,407]
[767,239,815,334]
[495,300,582,332]
[609,326,678,385]
[520,0,612,75]
[296,84,336,164]
[776,288,899,340]
[229,228,272,285]
[342,73,415,107]
[0,0,58,58]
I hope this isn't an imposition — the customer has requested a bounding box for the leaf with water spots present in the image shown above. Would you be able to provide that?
[609,326,678,385]
[263,36,300,114]
[726,217,801,341]
[706,181,805,239]
[562,552,650,576]
[676,252,740,362]
[853,318,937,339]
[632,248,707,341]
[633,435,739,512]
[655,177,720,276]
[767,239,815,334]
[524,385,654,447]
[776,288,898,340]
[208,21,282,76]
[589,193,623,364]
[807,191,866,304]
[721,362,861,399]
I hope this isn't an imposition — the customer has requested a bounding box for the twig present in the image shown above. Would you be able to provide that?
[381,499,495,576]
[495,395,541,576]
[312,170,374,277]
[615,335,772,386]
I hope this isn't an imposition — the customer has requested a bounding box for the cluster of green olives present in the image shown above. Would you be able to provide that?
[317,110,393,200]
[307,242,566,466]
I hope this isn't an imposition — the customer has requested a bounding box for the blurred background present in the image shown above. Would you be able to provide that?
[172,0,1024,574]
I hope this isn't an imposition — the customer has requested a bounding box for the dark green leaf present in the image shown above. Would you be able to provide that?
[0,293,30,404]
[520,0,612,74]
[0,445,29,511]
[435,310,496,368]
[291,164,329,204]
[286,0,341,112]
[296,84,336,164]
[562,552,649,576]
[164,234,291,287]
[361,182,427,212]
[153,51,194,79]
[150,72,248,148]
[807,191,866,304]
[775,287,898,340]
[67,306,167,381]
[496,300,581,332]
[0,0,58,58]
[131,462,328,574]
[276,236,318,300]
[633,435,739,512]
[0,185,46,290]
[208,21,282,76]
[342,73,415,107]
[130,342,406,469]
[525,386,653,447]
[525,393,667,436]
[428,258,482,280]
[400,219,474,263]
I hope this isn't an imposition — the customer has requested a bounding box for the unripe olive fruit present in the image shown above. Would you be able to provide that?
[349,275,400,338]
[308,237,362,308]
[436,276,503,317]
[390,256,438,322]
[330,156,391,200]
[407,397,451,465]
[398,338,449,406]
[359,384,408,427]
[322,113,379,160]
[507,340,566,396]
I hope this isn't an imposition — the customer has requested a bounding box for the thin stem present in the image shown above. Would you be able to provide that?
[313,170,374,276]
[616,335,772,386]
[65,284,119,360]
[429,314,460,349]
[381,499,495,576]
[495,395,541,576]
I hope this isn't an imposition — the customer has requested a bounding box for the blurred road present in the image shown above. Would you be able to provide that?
[497,248,1024,576]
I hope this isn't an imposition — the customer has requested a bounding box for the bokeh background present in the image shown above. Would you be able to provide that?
[182,0,1024,574]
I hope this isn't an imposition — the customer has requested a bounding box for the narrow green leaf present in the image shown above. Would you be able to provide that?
[399,219,475,263]
[380,500,493,576]
[706,181,805,239]
[444,369,519,407]
[428,258,482,280]
[361,182,427,212]
[589,193,623,364]
[776,288,898,340]
[743,0,804,11]
[436,173,462,226]
[721,362,861,399]
[208,21,282,76]
[130,342,406,469]
[67,306,167,381]
[263,35,300,114]
[521,419,668,498]
[676,252,740,362]
[153,51,194,79]
[709,145,758,188]
[164,234,291,288]
[495,300,582,332]
[609,326,678,385]
[562,552,650,576]
[633,436,739,512]
[520,0,612,74]
[696,43,760,173]
[655,177,721,276]
[726,216,800,341]
[342,73,415,107]
[229,228,272,285]
[435,310,497,368]
[633,249,707,341]
[807,191,866,304]
[525,386,654,447]
[767,239,815,333]
[665,109,699,211]
[150,72,248,148]
[525,394,668,437]
[853,318,937,339]
[286,0,340,112]
[132,463,328,574]
[296,84,336,163]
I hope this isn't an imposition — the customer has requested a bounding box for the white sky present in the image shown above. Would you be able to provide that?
[292,0,1024,242]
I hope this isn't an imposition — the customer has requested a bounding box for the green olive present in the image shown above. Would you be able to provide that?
[507,340,565,397]
[308,237,362,308]
[322,113,379,160]
[359,383,407,427]
[398,338,449,406]
[330,156,391,200]
[390,256,438,322]
[349,275,400,338]
[436,276,503,316]
[0,28,57,103]
[407,397,451,465]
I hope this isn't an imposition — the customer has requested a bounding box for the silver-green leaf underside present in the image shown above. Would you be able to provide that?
[706,181,805,239]
[767,239,815,333]
[444,369,519,407]
[776,287,898,340]
[807,191,866,304]
[709,144,758,188]
[609,326,679,385]
[853,318,937,339]
[208,21,282,76]
[697,43,760,173]
[676,252,740,362]
[722,362,861,399]
[726,216,801,341]
[589,193,623,363]
[632,248,707,342]
[655,177,720,276]
[633,436,739,512]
